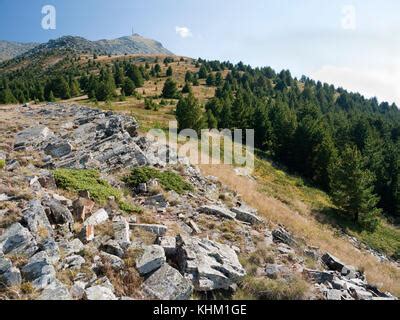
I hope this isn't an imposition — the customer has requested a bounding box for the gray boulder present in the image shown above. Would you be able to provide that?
[272,227,296,246]
[136,245,166,275]
[321,253,346,272]
[21,251,56,289]
[158,236,176,256]
[99,252,125,270]
[0,267,22,287]
[113,217,130,246]
[59,239,84,256]
[176,235,246,291]
[141,263,193,300]
[83,208,109,226]
[14,126,54,149]
[44,141,73,158]
[231,206,262,225]
[85,285,117,300]
[0,256,12,274]
[303,269,335,284]
[37,280,72,300]
[43,197,74,226]
[22,200,54,240]
[198,205,236,220]
[0,223,38,257]
[62,255,86,270]
[101,239,124,258]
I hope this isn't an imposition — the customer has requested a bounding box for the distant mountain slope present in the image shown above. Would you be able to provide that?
[0,40,38,62]
[22,34,172,57]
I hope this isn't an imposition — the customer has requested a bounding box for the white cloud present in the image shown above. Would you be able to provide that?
[175,26,192,38]
[311,65,400,106]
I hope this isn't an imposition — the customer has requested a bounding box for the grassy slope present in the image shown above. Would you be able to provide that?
[59,55,400,294]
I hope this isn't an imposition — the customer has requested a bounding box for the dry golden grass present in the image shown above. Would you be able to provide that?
[199,163,400,296]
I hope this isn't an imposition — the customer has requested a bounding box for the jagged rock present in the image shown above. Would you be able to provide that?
[303,269,335,284]
[43,197,74,226]
[83,208,109,226]
[231,206,262,225]
[144,194,168,208]
[21,251,56,289]
[198,205,236,220]
[44,141,73,158]
[113,217,130,246]
[78,225,95,243]
[341,265,359,279]
[52,193,72,206]
[141,263,193,300]
[38,172,57,189]
[0,256,12,274]
[276,243,295,255]
[101,239,124,258]
[14,126,54,149]
[264,230,274,246]
[5,159,20,171]
[21,200,54,240]
[100,252,125,270]
[188,219,201,234]
[350,288,374,300]
[158,236,176,256]
[72,197,95,222]
[136,245,166,275]
[264,264,289,279]
[38,280,72,300]
[325,289,344,300]
[70,281,86,300]
[40,238,60,264]
[321,253,348,272]
[59,239,84,256]
[62,255,86,270]
[0,267,22,287]
[130,223,167,236]
[176,234,246,291]
[331,277,347,290]
[85,285,117,300]
[0,223,38,257]
[272,227,296,246]
[304,247,320,260]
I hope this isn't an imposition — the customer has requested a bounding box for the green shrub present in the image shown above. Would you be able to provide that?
[124,166,193,194]
[0,159,5,170]
[53,168,136,213]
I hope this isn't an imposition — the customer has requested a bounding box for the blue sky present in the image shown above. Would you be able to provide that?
[1,0,399,105]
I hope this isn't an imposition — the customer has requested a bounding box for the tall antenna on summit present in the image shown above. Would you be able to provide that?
[132,27,134,36]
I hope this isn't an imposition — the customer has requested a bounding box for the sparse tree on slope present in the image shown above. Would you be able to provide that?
[329,145,381,231]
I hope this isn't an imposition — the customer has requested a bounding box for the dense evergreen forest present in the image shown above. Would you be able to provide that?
[1,54,399,231]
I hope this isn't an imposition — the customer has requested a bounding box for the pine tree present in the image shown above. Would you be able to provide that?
[48,90,55,102]
[0,87,17,104]
[154,64,161,76]
[126,65,144,87]
[176,92,205,134]
[162,78,178,99]
[181,82,192,94]
[206,73,215,86]
[198,65,208,79]
[206,109,218,128]
[166,66,173,77]
[329,145,381,230]
[185,71,193,83]
[122,78,135,96]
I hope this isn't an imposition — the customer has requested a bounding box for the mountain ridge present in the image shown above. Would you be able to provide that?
[0,34,173,62]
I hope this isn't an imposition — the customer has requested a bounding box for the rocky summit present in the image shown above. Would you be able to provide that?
[0,103,397,300]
